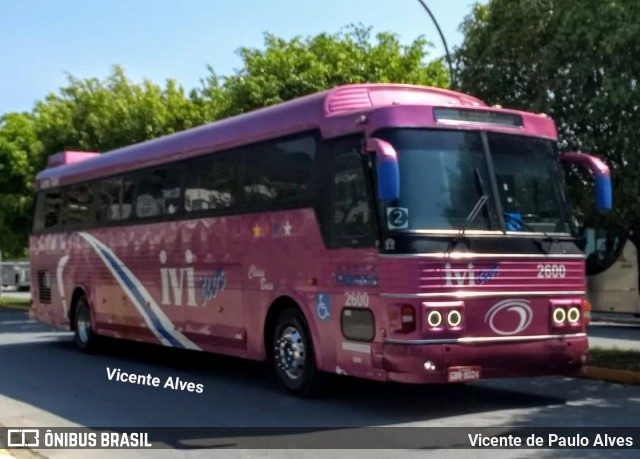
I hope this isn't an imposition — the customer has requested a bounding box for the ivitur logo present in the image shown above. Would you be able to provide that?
[159,250,226,306]
[484,299,533,336]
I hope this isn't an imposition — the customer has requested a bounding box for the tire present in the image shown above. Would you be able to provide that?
[74,295,99,353]
[272,308,326,397]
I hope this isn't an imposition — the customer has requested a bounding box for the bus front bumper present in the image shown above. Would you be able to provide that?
[382,334,588,384]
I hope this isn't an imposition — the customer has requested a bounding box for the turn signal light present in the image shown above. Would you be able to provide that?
[582,299,592,327]
[400,304,416,333]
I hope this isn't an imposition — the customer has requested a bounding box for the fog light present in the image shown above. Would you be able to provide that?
[567,306,580,324]
[447,310,462,327]
[427,310,443,328]
[552,307,566,324]
[424,361,436,371]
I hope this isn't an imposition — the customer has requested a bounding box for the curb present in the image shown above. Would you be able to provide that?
[0,448,15,458]
[581,366,640,385]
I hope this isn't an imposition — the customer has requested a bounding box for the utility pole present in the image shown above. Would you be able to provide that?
[416,0,456,89]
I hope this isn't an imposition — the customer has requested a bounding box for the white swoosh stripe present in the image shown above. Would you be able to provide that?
[77,232,201,350]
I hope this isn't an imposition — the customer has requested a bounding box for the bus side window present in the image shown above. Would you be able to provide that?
[66,183,95,227]
[44,189,63,229]
[33,192,46,232]
[97,177,122,222]
[330,152,375,247]
[244,135,315,206]
[121,177,134,220]
[135,168,182,218]
[96,176,134,222]
[184,153,239,212]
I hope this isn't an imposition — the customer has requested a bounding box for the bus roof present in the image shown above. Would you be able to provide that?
[34,83,556,189]
[46,151,100,168]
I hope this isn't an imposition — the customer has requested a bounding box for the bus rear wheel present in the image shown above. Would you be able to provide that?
[74,295,99,353]
[272,308,324,397]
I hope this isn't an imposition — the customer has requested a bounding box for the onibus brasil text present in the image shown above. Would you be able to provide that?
[25,430,151,448]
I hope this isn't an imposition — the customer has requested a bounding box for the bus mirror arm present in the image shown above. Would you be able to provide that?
[560,151,612,212]
[367,138,400,202]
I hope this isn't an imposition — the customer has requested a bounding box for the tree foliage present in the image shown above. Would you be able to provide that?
[202,25,449,117]
[34,66,208,155]
[456,0,640,232]
[0,113,41,257]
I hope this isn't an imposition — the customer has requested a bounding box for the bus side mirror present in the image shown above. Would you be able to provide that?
[367,138,400,202]
[560,151,612,211]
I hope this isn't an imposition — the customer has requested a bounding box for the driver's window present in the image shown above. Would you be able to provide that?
[330,152,375,247]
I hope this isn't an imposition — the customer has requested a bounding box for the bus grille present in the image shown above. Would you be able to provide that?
[37,271,52,303]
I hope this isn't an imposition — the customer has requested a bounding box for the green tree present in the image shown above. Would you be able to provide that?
[0,112,42,257]
[34,66,209,156]
[456,0,640,236]
[197,24,449,117]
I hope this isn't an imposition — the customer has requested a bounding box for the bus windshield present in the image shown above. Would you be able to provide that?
[376,128,572,233]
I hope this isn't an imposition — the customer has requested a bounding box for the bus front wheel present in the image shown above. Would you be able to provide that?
[272,308,324,397]
[74,296,99,353]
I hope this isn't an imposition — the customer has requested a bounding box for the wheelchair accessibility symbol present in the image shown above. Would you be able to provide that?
[315,293,331,320]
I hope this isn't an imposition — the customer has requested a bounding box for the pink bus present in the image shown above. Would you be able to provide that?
[30,84,612,396]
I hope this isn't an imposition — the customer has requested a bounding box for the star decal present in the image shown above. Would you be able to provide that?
[283,220,292,236]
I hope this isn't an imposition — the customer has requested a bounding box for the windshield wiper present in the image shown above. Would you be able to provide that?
[502,212,560,255]
[445,194,488,254]
[446,168,490,254]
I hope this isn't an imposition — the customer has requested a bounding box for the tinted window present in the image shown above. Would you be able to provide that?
[33,193,46,231]
[44,190,63,229]
[489,132,571,233]
[122,177,134,219]
[331,153,373,239]
[97,177,123,222]
[377,129,494,231]
[66,183,94,226]
[135,168,182,218]
[185,154,238,212]
[244,136,315,205]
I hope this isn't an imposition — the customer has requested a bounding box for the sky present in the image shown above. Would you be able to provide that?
[0,0,484,115]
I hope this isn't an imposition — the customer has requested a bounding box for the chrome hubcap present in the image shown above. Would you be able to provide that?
[77,308,91,344]
[275,326,305,380]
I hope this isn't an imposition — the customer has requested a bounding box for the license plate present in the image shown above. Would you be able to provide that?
[447,366,481,382]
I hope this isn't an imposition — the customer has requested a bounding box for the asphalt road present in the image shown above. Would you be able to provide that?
[0,308,639,459]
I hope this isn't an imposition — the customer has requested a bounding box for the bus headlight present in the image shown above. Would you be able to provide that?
[447,310,462,328]
[567,306,581,324]
[427,310,443,328]
[552,307,567,325]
